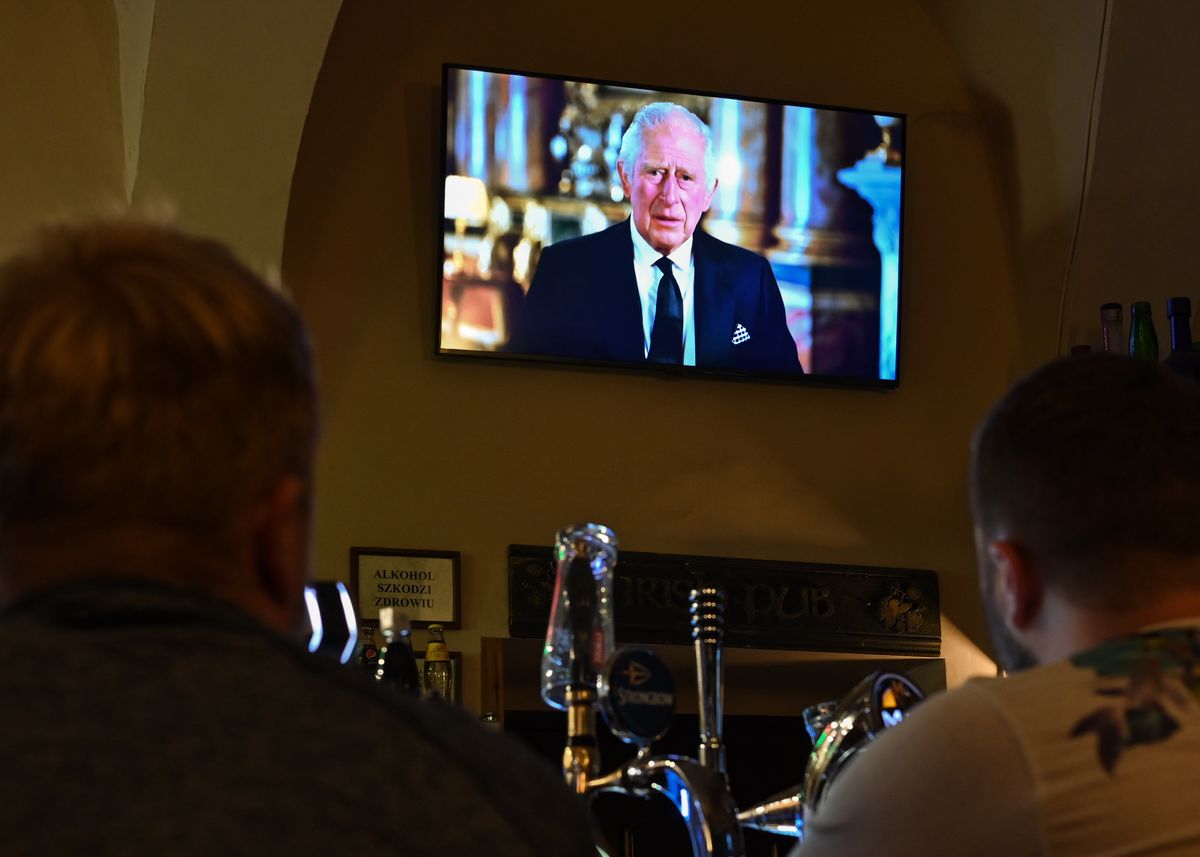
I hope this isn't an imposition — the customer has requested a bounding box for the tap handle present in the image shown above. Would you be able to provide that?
[689,586,725,644]
[690,586,727,777]
[598,647,676,750]
[565,555,596,687]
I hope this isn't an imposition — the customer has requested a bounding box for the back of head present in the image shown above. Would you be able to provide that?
[0,217,316,583]
[971,353,1200,607]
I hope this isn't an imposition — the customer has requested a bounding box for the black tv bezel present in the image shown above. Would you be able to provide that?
[435,61,907,391]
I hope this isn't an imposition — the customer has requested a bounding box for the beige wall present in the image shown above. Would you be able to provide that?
[0,0,338,266]
[1065,0,1200,353]
[284,0,1041,710]
[132,0,340,269]
[920,0,1108,369]
[0,1,125,257]
[0,0,1120,712]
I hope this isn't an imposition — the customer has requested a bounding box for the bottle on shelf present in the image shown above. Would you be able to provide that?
[1164,297,1200,380]
[360,625,380,673]
[1129,301,1159,361]
[375,607,421,695]
[423,623,453,702]
[1100,303,1124,354]
[478,712,502,731]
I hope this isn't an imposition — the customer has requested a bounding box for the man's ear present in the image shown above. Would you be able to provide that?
[702,176,718,211]
[987,539,1043,630]
[617,160,632,200]
[252,474,310,629]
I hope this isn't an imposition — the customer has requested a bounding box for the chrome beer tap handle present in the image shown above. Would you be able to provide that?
[563,551,600,794]
[593,646,747,857]
[541,529,746,856]
[737,672,926,843]
[690,586,726,778]
[592,756,744,857]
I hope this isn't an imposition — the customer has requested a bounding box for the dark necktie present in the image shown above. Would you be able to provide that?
[647,256,683,364]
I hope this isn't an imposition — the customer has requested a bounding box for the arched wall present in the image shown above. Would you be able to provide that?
[0,0,1119,714]
[284,0,1029,709]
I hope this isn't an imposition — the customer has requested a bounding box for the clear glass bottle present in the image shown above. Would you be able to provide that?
[423,624,453,702]
[1100,303,1124,354]
[540,523,618,711]
[1129,301,1159,361]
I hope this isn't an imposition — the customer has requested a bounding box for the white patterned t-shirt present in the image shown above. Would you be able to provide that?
[793,622,1200,856]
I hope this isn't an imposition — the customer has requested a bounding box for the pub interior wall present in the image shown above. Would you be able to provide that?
[1063,0,1200,353]
[0,0,1123,712]
[283,0,1034,711]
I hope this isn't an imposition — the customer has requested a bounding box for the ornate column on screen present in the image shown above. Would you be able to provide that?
[482,74,549,284]
[704,97,770,251]
[771,106,882,376]
[838,121,901,382]
[447,71,509,349]
[453,68,492,183]
[494,74,528,193]
[490,73,551,196]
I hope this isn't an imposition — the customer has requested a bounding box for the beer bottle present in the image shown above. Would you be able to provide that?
[360,625,380,674]
[423,624,453,702]
[1129,301,1159,361]
[375,607,421,695]
[1164,297,1200,380]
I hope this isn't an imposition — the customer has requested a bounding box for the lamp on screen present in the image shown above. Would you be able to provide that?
[444,175,489,276]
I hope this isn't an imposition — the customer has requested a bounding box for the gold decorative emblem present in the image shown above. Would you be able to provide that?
[878,583,926,633]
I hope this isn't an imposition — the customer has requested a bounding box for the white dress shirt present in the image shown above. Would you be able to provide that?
[629,219,695,366]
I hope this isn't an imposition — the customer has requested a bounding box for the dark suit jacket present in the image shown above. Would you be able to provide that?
[508,220,802,374]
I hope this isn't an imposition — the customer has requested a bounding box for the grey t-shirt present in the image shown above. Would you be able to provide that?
[794,623,1200,856]
[0,580,598,856]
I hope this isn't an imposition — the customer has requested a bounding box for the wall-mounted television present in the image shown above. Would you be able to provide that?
[437,63,905,388]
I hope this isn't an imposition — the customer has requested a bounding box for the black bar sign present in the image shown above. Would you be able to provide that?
[508,545,940,657]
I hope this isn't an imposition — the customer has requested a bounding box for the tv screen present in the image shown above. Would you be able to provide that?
[438,63,905,387]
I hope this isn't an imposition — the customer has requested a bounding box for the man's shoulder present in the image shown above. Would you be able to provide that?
[694,227,770,270]
[894,677,1016,737]
[796,680,1037,856]
[541,220,630,263]
[0,600,596,856]
[907,667,1079,732]
[276,670,597,854]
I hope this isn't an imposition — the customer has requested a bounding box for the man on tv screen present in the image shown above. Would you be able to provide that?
[509,102,803,374]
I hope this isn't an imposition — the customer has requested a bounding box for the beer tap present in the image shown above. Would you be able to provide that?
[539,523,925,854]
[540,524,745,857]
[587,640,745,857]
[562,548,600,793]
[737,671,925,840]
[690,586,726,779]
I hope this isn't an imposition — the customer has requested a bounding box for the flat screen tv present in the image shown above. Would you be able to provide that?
[438,63,905,388]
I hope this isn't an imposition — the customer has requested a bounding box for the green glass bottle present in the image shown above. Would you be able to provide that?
[1129,301,1159,361]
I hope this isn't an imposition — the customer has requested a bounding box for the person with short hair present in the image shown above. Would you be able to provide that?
[509,101,803,374]
[0,217,598,856]
[794,353,1200,856]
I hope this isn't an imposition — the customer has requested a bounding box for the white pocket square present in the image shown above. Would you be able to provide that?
[731,323,750,345]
